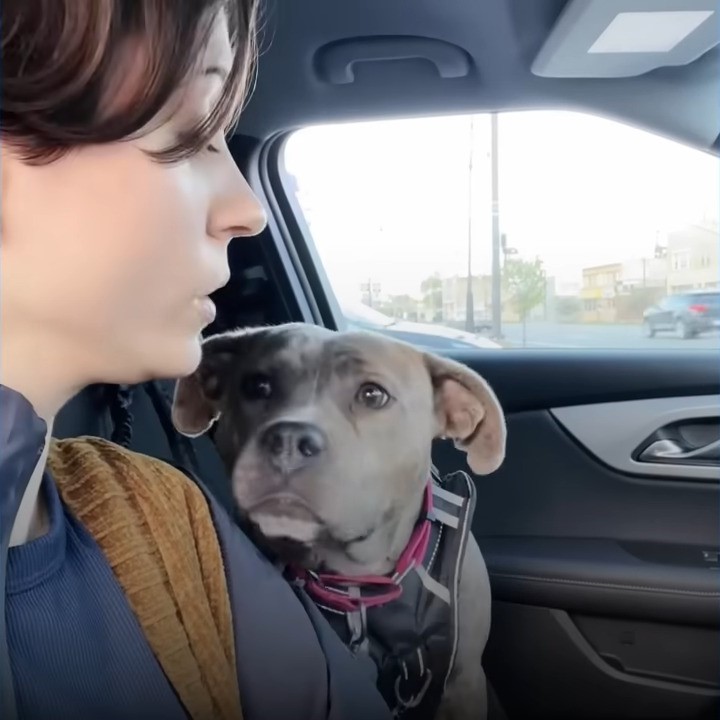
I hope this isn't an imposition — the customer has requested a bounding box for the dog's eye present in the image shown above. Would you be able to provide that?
[241,373,273,401]
[356,382,390,409]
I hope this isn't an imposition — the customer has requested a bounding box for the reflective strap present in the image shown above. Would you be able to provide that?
[416,647,425,676]
[414,565,451,604]
[443,471,475,693]
[428,507,459,529]
[431,484,465,507]
[346,586,369,654]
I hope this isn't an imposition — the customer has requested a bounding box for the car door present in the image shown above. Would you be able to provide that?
[277,108,720,720]
[652,298,675,330]
[431,349,719,720]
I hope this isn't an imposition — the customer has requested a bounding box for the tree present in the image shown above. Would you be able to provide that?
[420,273,444,322]
[503,257,546,346]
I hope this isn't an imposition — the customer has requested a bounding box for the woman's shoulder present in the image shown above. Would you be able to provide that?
[49,436,205,508]
[48,436,221,579]
[49,435,244,718]
[48,436,221,571]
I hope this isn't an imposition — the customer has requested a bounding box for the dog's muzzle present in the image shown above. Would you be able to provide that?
[259,420,327,474]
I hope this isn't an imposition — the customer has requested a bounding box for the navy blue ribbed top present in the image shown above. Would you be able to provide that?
[7,472,188,720]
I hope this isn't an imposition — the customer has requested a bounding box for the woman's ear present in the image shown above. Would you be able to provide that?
[424,353,506,475]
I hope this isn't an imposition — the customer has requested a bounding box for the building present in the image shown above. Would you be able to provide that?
[666,222,720,294]
[615,257,667,322]
[439,275,493,324]
[581,257,670,323]
[580,263,622,323]
[619,258,667,292]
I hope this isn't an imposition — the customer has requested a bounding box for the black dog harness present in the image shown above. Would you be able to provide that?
[289,467,477,719]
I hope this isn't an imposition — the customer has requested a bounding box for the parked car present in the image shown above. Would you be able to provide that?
[643,292,720,339]
[341,302,501,351]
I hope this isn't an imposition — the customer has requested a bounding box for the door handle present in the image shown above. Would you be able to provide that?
[638,438,720,464]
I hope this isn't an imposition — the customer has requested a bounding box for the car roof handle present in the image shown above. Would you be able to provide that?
[314,36,473,85]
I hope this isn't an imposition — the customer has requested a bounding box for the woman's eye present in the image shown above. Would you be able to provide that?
[241,373,273,401]
[206,143,221,154]
[355,383,391,410]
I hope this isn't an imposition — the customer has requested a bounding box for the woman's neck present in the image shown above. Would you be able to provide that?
[1,313,84,546]
[0,323,80,421]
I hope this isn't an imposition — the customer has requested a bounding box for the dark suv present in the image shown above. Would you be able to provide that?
[643,291,720,339]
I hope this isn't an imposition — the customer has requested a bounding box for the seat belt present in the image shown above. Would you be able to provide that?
[103,381,202,478]
[143,381,201,475]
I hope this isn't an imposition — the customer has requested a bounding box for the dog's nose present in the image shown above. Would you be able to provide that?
[259,421,327,472]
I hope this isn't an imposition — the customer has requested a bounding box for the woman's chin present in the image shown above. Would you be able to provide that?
[100,332,204,386]
[166,335,204,379]
[134,334,204,383]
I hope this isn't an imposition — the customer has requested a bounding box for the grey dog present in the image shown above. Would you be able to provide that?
[172,323,506,720]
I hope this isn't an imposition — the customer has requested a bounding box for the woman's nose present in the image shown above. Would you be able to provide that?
[208,169,267,243]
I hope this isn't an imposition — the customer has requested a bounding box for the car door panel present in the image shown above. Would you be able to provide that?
[441,350,720,413]
[480,536,719,626]
[430,349,720,720]
[552,396,720,482]
[657,300,674,329]
[487,603,718,720]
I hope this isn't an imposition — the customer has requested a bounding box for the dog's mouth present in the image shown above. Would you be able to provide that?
[248,493,318,520]
[246,494,323,544]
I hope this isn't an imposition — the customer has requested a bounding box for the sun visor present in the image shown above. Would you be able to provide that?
[532,0,718,78]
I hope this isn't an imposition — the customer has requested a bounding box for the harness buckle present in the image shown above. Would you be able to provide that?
[393,669,433,715]
[392,648,433,715]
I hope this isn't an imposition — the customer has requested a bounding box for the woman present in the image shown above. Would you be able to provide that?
[0,1,390,719]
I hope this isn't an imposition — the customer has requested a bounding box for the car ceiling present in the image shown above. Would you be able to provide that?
[237,0,720,153]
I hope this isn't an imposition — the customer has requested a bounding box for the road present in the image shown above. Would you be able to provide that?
[496,322,720,351]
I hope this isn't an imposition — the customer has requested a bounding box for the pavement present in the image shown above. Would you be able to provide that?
[493,322,720,351]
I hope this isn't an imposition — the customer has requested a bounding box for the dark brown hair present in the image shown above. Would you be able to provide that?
[1,0,259,164]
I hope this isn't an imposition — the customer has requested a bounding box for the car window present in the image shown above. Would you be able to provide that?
[283,111,719,351]
[692,293,720,307]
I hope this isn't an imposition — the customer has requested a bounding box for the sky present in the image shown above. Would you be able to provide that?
[283,110,719,302]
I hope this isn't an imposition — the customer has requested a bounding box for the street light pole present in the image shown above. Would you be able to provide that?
[465,115,475,332]
[491,112,502,339]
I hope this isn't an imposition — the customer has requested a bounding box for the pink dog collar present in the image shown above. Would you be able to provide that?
[289,483,434,613]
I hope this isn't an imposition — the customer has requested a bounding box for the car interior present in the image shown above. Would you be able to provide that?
[54,1,720,718]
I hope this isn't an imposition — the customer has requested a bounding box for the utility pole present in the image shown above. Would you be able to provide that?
[465,115,475,332]
[491,113,502,339]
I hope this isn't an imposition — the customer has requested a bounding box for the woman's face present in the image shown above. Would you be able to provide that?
[0,13,266,390]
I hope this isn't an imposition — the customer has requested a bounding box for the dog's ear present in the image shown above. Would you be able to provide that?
[172,334,238,437]
[424,353,506,475]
